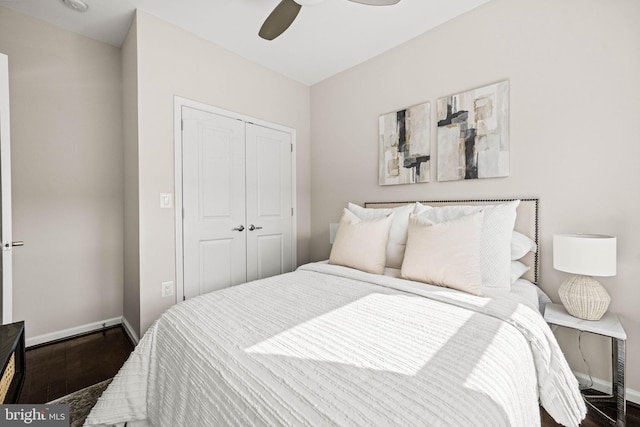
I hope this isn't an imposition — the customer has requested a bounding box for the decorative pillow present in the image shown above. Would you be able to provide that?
[511,231,537,260]
[401,212,484,296]
[347,203,416,269]
[412,200,520,290]
[329,209,394,274]
[511,260,531,284]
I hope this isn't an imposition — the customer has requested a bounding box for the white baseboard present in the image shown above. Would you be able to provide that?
[26,317,123,348]
[574,370,640,405]
[121,315,140,345]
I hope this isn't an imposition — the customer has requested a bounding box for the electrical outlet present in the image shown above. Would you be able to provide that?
[161,281,174,298]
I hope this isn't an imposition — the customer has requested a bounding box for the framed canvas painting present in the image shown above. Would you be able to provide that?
[436,81,509,181]
[379,102,430,186]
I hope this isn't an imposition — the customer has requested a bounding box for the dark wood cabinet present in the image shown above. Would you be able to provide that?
[0,321,25,403]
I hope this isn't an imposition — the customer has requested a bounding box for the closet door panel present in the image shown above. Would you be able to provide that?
[245,123,293,282]
[182,107,246,299]
[256,234,285,280]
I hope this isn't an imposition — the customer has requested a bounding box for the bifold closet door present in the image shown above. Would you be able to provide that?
[182,107,247,299]
[181,107,294,299]
[245,124,293,282]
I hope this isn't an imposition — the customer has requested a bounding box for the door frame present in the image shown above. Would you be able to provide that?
[173,96,297,301]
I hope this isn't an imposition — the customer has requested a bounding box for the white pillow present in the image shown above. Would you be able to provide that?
[329,209,394,274]
[412,200,520,290]
[511,260,531,284]
[401,212,484,295]
[511,231,537,260]
[347,203,415,269]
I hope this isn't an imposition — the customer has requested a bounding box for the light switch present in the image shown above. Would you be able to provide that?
[160,193,173,208]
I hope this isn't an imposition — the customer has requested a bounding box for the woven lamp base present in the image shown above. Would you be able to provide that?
[559,275,611,320]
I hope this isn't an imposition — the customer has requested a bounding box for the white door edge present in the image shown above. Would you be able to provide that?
[173,96,297,301]
[0,53,12,324]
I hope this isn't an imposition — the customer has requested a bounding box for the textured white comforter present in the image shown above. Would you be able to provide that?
[85,263,585,427]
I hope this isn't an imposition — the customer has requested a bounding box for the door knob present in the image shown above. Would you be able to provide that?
[248,224,263,231]
[232,225,245,232]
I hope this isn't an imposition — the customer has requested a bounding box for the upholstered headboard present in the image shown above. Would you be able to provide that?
[364,199,539,285]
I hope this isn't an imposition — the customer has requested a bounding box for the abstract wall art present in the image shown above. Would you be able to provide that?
[436,81,509,181]
[379,102,431,185]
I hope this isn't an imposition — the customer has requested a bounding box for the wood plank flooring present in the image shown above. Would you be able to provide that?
[18,325,134,403]
[542,397,640,427]
[16,326,640,425]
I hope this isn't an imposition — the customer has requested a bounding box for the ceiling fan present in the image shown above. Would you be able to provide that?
[259,0,401,41]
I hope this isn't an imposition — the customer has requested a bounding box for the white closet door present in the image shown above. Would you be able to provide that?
[245,123,293,282]
[182,107,246,299]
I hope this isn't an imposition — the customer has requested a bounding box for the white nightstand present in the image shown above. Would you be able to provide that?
[544,302,627,426]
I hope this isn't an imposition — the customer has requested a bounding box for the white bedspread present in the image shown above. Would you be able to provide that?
[85,263,585,427]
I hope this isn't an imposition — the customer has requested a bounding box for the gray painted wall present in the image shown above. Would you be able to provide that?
[310,0,640,394]
[0,7,124,338]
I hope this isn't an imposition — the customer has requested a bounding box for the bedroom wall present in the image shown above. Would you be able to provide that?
[0,7,124,339]
[310,0,640,397]
[130,11,311,335]
[122,15,141,339]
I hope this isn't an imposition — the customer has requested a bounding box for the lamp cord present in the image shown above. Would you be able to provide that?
[577,330,594,390]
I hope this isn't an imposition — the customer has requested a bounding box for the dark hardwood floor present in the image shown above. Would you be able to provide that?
[15,326,640,425]
[541,397,640,427]
[18,325,134,403]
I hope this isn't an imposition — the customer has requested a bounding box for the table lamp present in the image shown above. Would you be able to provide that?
[553,233,617,320]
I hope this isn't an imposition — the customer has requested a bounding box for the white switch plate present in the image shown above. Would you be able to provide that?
[161,281,174,298]
[160,193,173,208]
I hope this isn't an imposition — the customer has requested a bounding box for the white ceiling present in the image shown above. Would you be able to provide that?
[0,0,488,85]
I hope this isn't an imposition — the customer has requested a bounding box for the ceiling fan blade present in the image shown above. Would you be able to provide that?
[348,0,400,5]
[259,0,303,40]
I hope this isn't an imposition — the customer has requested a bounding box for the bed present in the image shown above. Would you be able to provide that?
[85,199,586,427]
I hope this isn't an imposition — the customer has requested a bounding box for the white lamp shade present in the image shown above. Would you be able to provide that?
[553,233,616,277]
